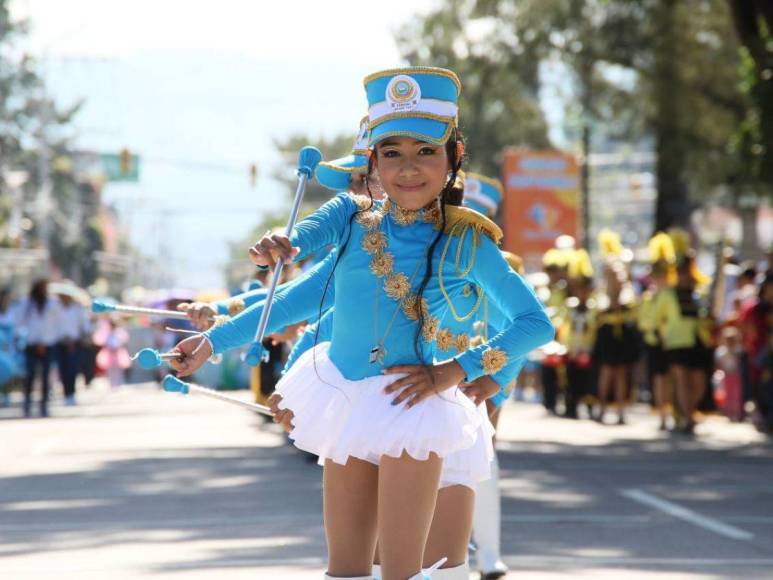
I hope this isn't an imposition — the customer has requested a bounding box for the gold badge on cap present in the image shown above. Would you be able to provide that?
[386,75,421,113]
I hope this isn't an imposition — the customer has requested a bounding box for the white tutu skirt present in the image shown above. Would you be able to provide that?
[276,342,494,489]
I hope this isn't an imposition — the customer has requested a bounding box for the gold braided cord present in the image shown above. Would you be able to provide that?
[438,221,483,322]
[354,198,472,348]
[369,111,456,130]
[453,223,477,278]
[318,161,367,174]
[362,67,462,94]
[369,125,456,147]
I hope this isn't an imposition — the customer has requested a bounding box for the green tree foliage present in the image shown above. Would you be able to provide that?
[395,0,553,176]
[0,0,104,281]
[728,0,773,196]
[474,0,746,231]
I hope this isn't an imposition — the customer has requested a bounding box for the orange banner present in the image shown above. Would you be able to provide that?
[502,149,580,271]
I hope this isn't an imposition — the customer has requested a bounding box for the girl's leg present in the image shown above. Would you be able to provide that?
[39,347,52,416]
[597,365,612,422]
[23,347,37,416]
[614,365,628,423]
[654,373,668,427]
[378,451,442,580]
[324,457,379,577]
[672,364,690,427]
[424,484,474,568]
[689,368,707,419]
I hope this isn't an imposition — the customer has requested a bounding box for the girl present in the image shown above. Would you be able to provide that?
[16,279,62,418]
[174,67,552,579]
[593,231,639,425]
[657,253,710,434]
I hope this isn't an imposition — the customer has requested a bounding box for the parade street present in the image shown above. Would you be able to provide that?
[1,382,772,580]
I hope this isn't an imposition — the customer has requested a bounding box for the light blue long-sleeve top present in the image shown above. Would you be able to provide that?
[207,193,553,383]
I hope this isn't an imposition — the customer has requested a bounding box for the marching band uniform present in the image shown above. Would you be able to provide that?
[559,249,597,420]
[593,230,639,424]
[540,249,570,414]
[204,68,552,579]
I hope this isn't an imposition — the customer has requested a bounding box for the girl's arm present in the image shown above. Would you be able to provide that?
[455,232,554,382]
[205,251,337,354]
[249,193,359,269]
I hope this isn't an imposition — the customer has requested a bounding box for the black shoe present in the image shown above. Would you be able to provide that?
[481,571,507,579]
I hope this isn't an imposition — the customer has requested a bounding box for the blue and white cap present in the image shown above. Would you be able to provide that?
[463,172,503,217]
[315,116,370,192]
[363,67,461,146]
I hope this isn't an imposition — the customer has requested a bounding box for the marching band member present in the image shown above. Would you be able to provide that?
[172,67,552,579]
[593,230,639,425]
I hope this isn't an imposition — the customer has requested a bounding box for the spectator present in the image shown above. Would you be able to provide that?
[16,279,62,417]
[57,290,92,405]
[715,326,744,421]
[95,318,131,388]
[740,275,773,430]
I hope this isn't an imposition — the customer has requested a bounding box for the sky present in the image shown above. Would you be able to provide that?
[10,0,564,290]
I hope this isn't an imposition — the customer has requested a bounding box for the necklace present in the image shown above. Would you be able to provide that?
[352,194,473,361]
[370,243,430,364]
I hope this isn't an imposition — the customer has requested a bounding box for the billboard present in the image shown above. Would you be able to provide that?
[502,149,580,271]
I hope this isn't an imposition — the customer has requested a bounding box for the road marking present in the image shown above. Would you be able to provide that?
[621,488,754,541]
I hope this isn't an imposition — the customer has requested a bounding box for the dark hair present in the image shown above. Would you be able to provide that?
[313,129,465,369]
[29,278,48,314]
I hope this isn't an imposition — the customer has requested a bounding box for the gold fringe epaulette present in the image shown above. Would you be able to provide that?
[439,205,503,245]
[227,298,246,316]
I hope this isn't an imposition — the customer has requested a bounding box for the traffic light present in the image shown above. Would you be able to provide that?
[249,163,258,189]
[120,148,131,175]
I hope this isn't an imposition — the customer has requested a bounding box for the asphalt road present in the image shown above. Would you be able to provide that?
[1,380,771,579]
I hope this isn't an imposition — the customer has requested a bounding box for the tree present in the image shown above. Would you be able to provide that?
[476,0,748,232]
[0,0,104,282]
[728,1,773,191]
[395,0,553,177]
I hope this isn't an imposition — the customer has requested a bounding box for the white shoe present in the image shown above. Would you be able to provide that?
[477,553,508,578]
[372,564,381,580]
[405,557,448,579]
[426,562,469,578]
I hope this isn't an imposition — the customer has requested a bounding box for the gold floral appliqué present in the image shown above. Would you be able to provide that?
[481,347,508,374]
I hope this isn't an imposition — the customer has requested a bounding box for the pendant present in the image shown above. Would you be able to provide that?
[369,344,386,364]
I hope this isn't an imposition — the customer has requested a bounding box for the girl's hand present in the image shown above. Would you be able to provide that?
[248,232,299,268]
[168,335,212,377]
[267,393,294,432]
[459,375,501,406]
[383,360,466,408]
[177,302,217,331]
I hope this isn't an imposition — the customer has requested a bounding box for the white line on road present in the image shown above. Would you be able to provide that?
[621,488,754,541]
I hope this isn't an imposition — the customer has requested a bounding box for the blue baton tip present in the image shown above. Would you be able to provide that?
[162,375,190,394]
[91,299,116,314]
[136,348,162,369]
[244,342,266,367]
[297,146,322,177]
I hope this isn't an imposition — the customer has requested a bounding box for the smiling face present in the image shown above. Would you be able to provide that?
[373,137,451,210]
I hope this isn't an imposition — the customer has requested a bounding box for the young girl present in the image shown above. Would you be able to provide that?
[593,230,639,425]
[173,67,552,579]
